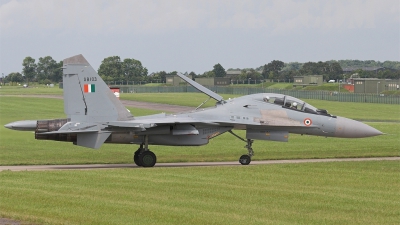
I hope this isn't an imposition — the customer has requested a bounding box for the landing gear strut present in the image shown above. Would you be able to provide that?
[239,139,254,165]
[133,135,157,167]
[228,131,254,165]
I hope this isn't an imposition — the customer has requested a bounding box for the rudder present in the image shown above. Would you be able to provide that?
[62,54,133,122]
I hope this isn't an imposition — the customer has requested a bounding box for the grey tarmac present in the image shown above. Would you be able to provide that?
[1,157,399,172]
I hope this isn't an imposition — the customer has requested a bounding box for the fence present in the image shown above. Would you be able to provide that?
[117,85,400,104]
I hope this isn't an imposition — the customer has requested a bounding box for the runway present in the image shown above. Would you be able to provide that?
[1,157,399,171]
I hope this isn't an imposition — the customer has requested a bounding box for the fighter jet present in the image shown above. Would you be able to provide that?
[4,54,383,167]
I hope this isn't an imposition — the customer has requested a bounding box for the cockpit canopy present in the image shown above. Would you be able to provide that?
[259,93,334,117]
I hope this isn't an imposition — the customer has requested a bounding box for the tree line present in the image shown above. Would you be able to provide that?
[2,56,399,85]
[3,56,63,85]
[249,60,400,82]
[225,60,344,82]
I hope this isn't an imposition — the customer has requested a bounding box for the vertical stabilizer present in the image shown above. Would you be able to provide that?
[62,54,133,122]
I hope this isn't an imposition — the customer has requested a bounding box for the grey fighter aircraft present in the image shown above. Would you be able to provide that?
[5,54,383,167]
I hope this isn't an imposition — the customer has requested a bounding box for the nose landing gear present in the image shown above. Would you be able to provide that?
[239,139,254,165]
[228,131,254,165]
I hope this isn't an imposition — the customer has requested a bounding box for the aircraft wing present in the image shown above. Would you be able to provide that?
[106,116,220,129]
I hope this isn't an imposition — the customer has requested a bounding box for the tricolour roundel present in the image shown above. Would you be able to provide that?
[304,118,312,126]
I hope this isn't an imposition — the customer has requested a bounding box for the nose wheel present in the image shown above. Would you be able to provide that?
[239,155,251,165]
[239,139,254,165]
[228,131,255,165]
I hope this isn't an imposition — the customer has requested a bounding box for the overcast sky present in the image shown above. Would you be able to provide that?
[1,0,399,76]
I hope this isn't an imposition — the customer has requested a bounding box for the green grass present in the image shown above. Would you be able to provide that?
[303,83,349,92]
[382,90,400,95]
[267,83,293,89]
[0,85,63,95]
[143,83,166,87]
[0,96,399,165]
[229,82,274,88]
[0,161,399,225]
[265,83,350,92]
[304,100,400,122]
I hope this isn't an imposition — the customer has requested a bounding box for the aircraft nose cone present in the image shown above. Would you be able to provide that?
[4,123,12,129]
[335,117,383,138]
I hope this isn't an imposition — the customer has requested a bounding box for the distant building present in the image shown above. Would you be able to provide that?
[353,78,400,93]
[195,77,231,86]
[293,75,323,87]
[225,70,241,78]
[166,74,194,86]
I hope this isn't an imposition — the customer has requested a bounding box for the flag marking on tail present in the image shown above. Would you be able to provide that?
[84,84,96,93]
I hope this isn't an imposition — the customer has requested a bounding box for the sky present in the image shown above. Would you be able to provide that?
[1,0,399,76]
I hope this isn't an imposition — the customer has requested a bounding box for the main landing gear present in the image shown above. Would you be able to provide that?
[228,131,254,165]
[133,136,157,167]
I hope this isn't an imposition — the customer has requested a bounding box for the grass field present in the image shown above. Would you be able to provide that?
[0,93,399,225]
[0,85,63,95]
[0,161,399,225]
[303,83,349,92]
[267,83,293,89]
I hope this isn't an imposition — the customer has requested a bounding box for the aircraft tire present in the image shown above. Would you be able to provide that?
[139,151,157,167]
[239,155,251,165]
[133,149,142,166]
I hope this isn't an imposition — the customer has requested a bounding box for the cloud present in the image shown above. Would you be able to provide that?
[1,0,399,36]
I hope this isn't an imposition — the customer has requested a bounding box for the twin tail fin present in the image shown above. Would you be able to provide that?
[62,54,133,122]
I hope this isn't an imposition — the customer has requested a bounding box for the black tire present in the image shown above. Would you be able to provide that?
[133,149,142,166]
[139,151,157,167]
[239,155,251,165]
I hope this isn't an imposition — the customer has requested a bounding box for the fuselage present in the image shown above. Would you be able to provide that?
[4,93,382,147]
[137,93,382,139]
